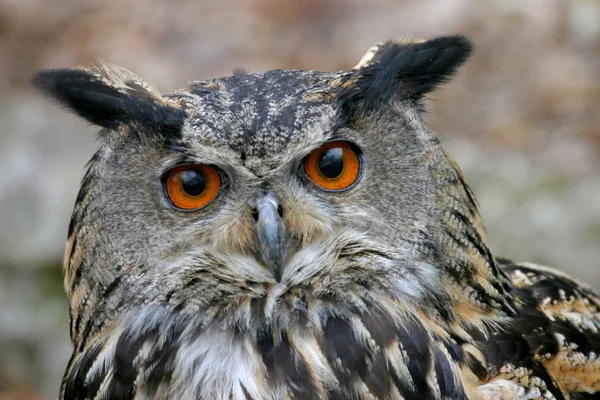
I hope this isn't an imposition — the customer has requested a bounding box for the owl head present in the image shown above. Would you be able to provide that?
[34,36,513,352]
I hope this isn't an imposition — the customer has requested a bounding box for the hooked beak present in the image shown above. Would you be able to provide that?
[253,192,287,283]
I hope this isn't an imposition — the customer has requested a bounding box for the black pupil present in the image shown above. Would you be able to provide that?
[180,169,206,196]
[318,147,344,179]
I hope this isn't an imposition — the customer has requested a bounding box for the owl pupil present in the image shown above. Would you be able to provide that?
[318,148,344,179]
[180,169,206,196]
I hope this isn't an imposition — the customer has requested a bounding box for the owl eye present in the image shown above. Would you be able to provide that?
[304,141,361,191]
[163,165,221,210]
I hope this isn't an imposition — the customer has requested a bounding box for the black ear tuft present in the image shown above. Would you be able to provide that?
[344,35,473,105]
[32,64,186,133]
[33,68,130,129]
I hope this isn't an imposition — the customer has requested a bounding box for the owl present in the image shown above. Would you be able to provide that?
[34,35,600,400]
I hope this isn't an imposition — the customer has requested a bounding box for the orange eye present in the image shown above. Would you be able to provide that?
[163,165,221,210]
[304,141,361,191]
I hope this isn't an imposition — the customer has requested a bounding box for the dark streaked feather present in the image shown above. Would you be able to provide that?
[340,35,473,108]
[32,68,186,135]
[479,259,600,398]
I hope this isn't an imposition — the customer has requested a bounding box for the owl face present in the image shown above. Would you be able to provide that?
[92,69,436,285]
[34,37,528,399]
[34,36,507,343]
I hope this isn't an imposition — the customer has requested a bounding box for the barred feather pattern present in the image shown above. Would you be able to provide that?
[478,260,600,400]
[57,115,493,400]
[44,37,599,400]
[60,146,600,399]
[61,241,600,399]
[60,122,600,399]
[61,300,484,400]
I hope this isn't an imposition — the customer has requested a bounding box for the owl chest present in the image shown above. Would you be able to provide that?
[164,326,351,400]
[65,298,477,399]
[150,312,472,400]
[165,328,269,400]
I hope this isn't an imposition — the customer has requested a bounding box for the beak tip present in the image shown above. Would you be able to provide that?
[272,267,283,283]
[254,192,288,283]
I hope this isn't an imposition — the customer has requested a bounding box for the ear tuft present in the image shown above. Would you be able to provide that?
[86,62,163,102]
[32,63,182,131]
[344,35,473,105]
[33,67,121,129]
[353,37,426,70]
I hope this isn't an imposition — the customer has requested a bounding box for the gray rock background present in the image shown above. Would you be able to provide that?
[0,0,598,398]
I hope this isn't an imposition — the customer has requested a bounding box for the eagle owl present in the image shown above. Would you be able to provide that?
[34,36,600,399]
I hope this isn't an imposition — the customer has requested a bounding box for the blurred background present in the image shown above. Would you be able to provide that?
[0,0,598,398]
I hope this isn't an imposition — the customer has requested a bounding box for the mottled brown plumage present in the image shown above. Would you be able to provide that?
[478,260,600,399]
[33,35,599,399]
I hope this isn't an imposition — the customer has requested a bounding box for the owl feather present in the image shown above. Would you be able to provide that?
[34,35,599,400]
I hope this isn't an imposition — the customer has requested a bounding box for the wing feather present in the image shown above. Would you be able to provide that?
[479,259,600,398]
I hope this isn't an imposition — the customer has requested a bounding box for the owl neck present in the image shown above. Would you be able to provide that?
[423,138,516,332]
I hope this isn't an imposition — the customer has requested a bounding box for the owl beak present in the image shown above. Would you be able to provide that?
[253,192,287,283]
